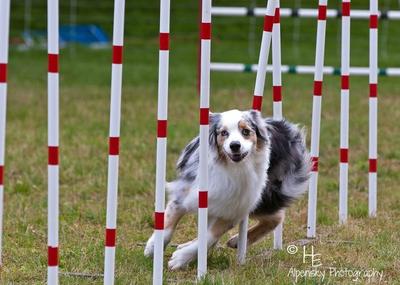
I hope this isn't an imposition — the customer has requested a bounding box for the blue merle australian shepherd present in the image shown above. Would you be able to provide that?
[145,109,311,270]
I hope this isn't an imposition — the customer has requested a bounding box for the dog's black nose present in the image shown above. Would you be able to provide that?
[230,141,241,152]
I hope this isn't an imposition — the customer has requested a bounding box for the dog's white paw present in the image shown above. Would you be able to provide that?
[144,235,155,257]
[226,235,238,248]
[168,247,196,270]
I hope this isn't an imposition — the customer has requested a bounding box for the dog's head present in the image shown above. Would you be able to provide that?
[209,109,269,163]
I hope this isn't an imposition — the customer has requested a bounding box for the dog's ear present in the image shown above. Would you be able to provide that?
[208,112,221,148]
[247,110,268,142]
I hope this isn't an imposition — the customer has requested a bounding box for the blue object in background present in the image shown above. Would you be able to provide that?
[20,24,110,50]
[59,25,109,47]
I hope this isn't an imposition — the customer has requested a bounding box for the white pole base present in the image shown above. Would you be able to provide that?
[47,266,58,285]
[197,207,207,280]
[237,216,249,264]
[307,171,318,238]
[368,172,377,217]
[152,229,164,285]
[273,222,283,250]
[104,247,116,285]
[339,162,348,224]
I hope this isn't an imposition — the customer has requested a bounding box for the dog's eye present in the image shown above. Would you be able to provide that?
[242,129,251,136]
[220,130,229,136]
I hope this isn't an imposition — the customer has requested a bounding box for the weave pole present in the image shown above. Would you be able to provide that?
[339,0,351,224]
[238,0,276,265]
[272,0,283,250]
[306,0,328,239]
[47,0,60,282]
[198,0,212,278]
[197,0,202,94]
[104,0,125,284]
[272,0,282,120]
[251,0,276,111]
[368,0,378,217]
[152,0,171,284]
[0,0,11,267]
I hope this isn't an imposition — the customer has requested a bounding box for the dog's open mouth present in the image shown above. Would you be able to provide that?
[228,152,248,162]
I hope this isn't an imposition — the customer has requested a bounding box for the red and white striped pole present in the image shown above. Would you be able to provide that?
[339,0,351,224]
[47,0,60,282]
[238,0,276,264]
[152,0,171,284]
[368,0,378,217]
[251,0,276,112]
[272,0,282,121]
[197,0,202,95]
[0,0,11,266]
[307,0,328,238]
[198,0,212,278]
[272,0,283,250]
[104,0,125,284]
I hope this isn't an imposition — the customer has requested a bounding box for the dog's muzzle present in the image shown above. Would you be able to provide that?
[228,152,248,162]
[227,141,248,162]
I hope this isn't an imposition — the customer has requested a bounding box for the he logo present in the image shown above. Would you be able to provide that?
[302,245,322,268]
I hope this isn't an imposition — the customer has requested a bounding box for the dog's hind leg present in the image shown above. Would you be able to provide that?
[144,200,186,257]
[226,210,285,249]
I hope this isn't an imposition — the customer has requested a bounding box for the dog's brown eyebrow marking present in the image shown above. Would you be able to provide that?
[238,120,251,130]
[238,119,257,144]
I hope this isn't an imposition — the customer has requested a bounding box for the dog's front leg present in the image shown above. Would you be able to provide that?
[144,200,186,257]
[168,218,233,270]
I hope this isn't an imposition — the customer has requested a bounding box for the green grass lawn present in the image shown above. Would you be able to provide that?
[2,0,400,284]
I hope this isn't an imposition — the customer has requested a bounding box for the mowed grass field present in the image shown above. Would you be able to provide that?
[2,0,400,284]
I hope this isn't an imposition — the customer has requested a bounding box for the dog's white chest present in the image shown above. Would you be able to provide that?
[206,160,266,222]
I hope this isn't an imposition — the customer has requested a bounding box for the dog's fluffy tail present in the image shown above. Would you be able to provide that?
[280,125,311,200]
[252,119,311,216]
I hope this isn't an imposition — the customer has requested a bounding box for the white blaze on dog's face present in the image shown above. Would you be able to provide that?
[215,109,266,163]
